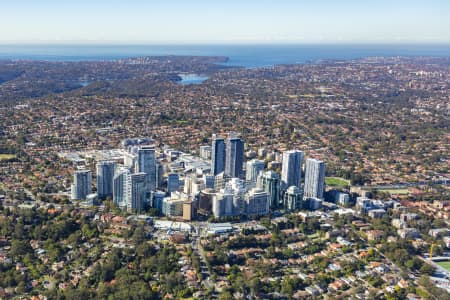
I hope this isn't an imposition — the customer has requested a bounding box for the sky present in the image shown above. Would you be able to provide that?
[0,0,449,44]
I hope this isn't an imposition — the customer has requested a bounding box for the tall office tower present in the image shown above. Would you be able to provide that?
[303,158,326,199]
[212,186,234,218]
[113,167,130,207]
[167,173,180,194]
[245,159,265,187]
[281,150,304,189]
[211,134,226,176]
[283,186,303,211]
[225,133,244,178]
[245,188,270,216]
[96,161,116,200]
[137,146,157,194]
[257,170,281,209]
[71,170,92,200]
[128,173,147,213]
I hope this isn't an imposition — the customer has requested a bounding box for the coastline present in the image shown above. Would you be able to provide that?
[1,44,450,68]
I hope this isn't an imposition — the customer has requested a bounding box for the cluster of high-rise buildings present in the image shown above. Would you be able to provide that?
[71,133,327,219]
[71,143,159,213]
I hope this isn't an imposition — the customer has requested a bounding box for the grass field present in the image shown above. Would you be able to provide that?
[376,188,410,195]
[325,177,350,187]
[436,261,450,272]
[0,154,16,161]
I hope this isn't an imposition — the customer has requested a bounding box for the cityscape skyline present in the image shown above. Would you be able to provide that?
[0,2,449,296]
[69,133,328,218]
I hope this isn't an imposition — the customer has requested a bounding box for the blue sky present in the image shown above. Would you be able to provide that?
[1,0,449,43]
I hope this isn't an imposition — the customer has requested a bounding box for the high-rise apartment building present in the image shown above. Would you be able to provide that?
[212,186,234,218]
[245,188,270,216]
[257,170,281,209]
[113,167,130,207]
[96,161,116,200]
[71,169,92,200]
[246,159,265,186]
[128,173,147,213]
[137,146,157,194]
[281,150,303,188]
[304,158,326,199]
[228,178,246,215]
[283,185,303,211]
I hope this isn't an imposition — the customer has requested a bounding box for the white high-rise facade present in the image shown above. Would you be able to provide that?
[212,178,246,217]
[113,167,130,208]
[128,173,147,213]
[281,150,303,188]
[200,145,212,160]
[245,188,270,216]
[228,178,246,215]
[246,159,265,187]
[124,152,137,173]
[212,186,234,218]
[304,159,326,199]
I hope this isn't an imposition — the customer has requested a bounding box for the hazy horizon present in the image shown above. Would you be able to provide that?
[1,0,449,44]
[2,42,450,46]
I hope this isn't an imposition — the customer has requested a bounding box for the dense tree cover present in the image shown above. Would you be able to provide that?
[417,276,450,300]
[0,56,228,103]
[0,207,190,299]
[381,240,435,275]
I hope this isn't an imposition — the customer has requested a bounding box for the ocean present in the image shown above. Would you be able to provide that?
[0,44,449,68]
